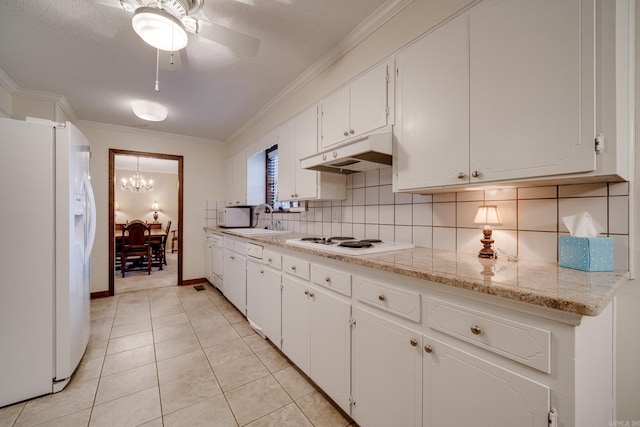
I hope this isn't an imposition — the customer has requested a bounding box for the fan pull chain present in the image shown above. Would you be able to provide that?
[154,49,160,91]
[170,51,175,65]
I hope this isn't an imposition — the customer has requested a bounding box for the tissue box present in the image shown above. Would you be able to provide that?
[558,236,614,272]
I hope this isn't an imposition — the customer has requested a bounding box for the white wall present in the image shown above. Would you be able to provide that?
[78,122,225,293]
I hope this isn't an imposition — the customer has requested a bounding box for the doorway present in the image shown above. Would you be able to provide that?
[108,149,184,296]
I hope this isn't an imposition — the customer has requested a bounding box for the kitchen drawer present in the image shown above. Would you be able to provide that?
[283,256,310,281]
[311,264,351,296]
[224,237,234,250]
[355,277,420,322]
[426,297,550,373]
[263,250,282,270]
[234,240,247,254]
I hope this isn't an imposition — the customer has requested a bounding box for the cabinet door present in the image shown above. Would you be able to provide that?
[224,158,233,206]
[294,106,319,199]
[320,86,350,149]
[423,336,549,427]
[245,259,263,328]
[350,60,390,140]
[277,118,296,202]
[469,0,595,182]
[223,249,246,314]
[281,276,310,374]
[261,267,282,348]
[231,150,247,205]
[309,288,351,413]
[395,13,470,190]
[205,239,213,284]
[352,307,422,427]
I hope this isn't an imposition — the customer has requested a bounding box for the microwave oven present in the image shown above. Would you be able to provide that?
[218,206,252,228]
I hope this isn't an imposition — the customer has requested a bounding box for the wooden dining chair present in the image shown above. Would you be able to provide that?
[121,220,152,277]
[152,220,171,267]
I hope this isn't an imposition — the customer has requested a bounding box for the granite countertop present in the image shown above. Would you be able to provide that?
[206,228,628,317]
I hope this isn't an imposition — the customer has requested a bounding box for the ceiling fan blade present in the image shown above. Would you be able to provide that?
[195,20,260,57]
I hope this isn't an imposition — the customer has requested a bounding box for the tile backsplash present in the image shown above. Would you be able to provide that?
[208,167,630,270]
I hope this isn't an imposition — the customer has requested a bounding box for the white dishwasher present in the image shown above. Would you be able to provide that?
[246,242,266,338]
[208,233,224,291]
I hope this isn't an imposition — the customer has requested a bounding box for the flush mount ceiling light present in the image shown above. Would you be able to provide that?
[132,6,189,51]
[132,100,168,121]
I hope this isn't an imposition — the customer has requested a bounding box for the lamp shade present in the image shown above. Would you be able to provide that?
[132,7,188,52]
[473,205,502,226]
[152,201,160,211]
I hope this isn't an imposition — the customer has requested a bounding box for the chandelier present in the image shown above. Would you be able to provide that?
[121,157,154,193]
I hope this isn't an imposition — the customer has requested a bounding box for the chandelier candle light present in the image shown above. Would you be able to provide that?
[473,205,502,259]
[152,201,160,223]
[121,157,153,193]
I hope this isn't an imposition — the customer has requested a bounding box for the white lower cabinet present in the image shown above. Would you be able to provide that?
[223,248,246,314]
[281,274,352,413]
[352,307,422,427]
[261,266,282,348]
[422,335,550,427]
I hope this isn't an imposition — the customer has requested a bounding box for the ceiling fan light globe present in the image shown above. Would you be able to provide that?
[132,100,168,121]
[132,7,188,51]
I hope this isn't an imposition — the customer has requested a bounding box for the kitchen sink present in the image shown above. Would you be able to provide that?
[228,228,292,236]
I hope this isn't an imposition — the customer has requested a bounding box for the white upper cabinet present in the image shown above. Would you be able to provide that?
[320,59,393,150]
[278,106,346,202]
[395,12,470,189]
[225,149,247,205]
[469,0,595,182]
[395,0,631,192]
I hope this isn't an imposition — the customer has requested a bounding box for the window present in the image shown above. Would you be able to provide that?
[265,145,278,207]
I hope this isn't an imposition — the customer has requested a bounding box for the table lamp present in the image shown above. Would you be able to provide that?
[152,201,160,223]
[473,205,502,259]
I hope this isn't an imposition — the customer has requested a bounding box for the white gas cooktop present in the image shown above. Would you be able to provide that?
[285,237,414,255]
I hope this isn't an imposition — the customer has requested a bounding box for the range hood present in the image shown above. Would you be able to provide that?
[300,132,392,174]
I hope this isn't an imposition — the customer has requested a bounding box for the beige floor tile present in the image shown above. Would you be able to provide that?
[0,402,24,426]
[213,354,270,392]
[110,318,152,339]
[106,331,154,355]
[89,386,161,427]
[216,300,239,314]
[34,408,91,427]
[91,306,117,321]
[243,334,272,353]
[190,312,230,333]
[163,395,237,427]
[153,322,195,343]
[296,391,350,427]
[115,302,151,316]
[196,325,241,348]
[231,321,256,338]
[151,312,189,330]
[90,323,112,342]
[112,310,151,327]
[84,339,108,360]
[150,303,184,319]
[14,379,98,427]
[180,295,214,311]
[245,402,313,427]
[102,345,156,376]
[157,349,210,385]
[186,305,222,322]
[203,337,253,367]
[154,333,202,361]
[72,355,104,383]
[273,366,316,400]
[95,363,158,405]
[255,346,292,374]
[222,309,246,324]
[159,368,222,415]
[206,291,227,306]
[138,417,164,427]
[225,375,292,426]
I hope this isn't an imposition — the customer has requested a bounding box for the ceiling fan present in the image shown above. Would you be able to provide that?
[117,0,260,57]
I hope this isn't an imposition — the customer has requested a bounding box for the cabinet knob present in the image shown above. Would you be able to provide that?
[325,276,331,283]
[470,325,482,335]
[471,170,481,178]
[309,292,315,298]
[424,344,433,353]
[332,151,338,158]
[291,194,295,198]
[349,129,355,135]
[343,131,349,137]
[291,265,296,271]
[230,255,235,260]
[457,172,466,180]
[304,290,309,295]
[322,154,327,161]
[378,294,386,301]
[267,258,272,262]
[260,270,264,274]
[295,194,298,197]
[410,338,418,347]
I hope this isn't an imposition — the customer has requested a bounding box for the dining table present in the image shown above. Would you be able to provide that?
[115,228,167,271]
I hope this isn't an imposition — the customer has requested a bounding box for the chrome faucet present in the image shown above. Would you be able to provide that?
[254,203,275,229]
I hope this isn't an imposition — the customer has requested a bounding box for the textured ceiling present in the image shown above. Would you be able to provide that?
[0,0,388,141]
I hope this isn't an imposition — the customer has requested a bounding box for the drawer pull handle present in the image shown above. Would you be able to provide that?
[304,290,309,295]
[378,294,386,302]
[309,292,315,298]
[325,276,331,282]
[410,338,418,347]
[343,131,349,137]
[291,265,296,271]
[260,270,264,274]
[424,345,433,353]
[267,258,272,262]
[470,325,482,335]
[230,255,235,260]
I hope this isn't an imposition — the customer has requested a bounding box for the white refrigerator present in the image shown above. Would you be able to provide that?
[0,117,96,407]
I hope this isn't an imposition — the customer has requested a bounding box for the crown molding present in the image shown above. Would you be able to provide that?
[12,87,78,122]
[0,67,17,93]
[224,0,412,145]
[77,119,224,145]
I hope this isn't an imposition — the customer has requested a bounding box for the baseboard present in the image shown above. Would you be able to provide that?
[182,278,208,286]
[91,291,110,299]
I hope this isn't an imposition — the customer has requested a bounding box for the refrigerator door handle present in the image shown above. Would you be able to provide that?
[84,175,97,263]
